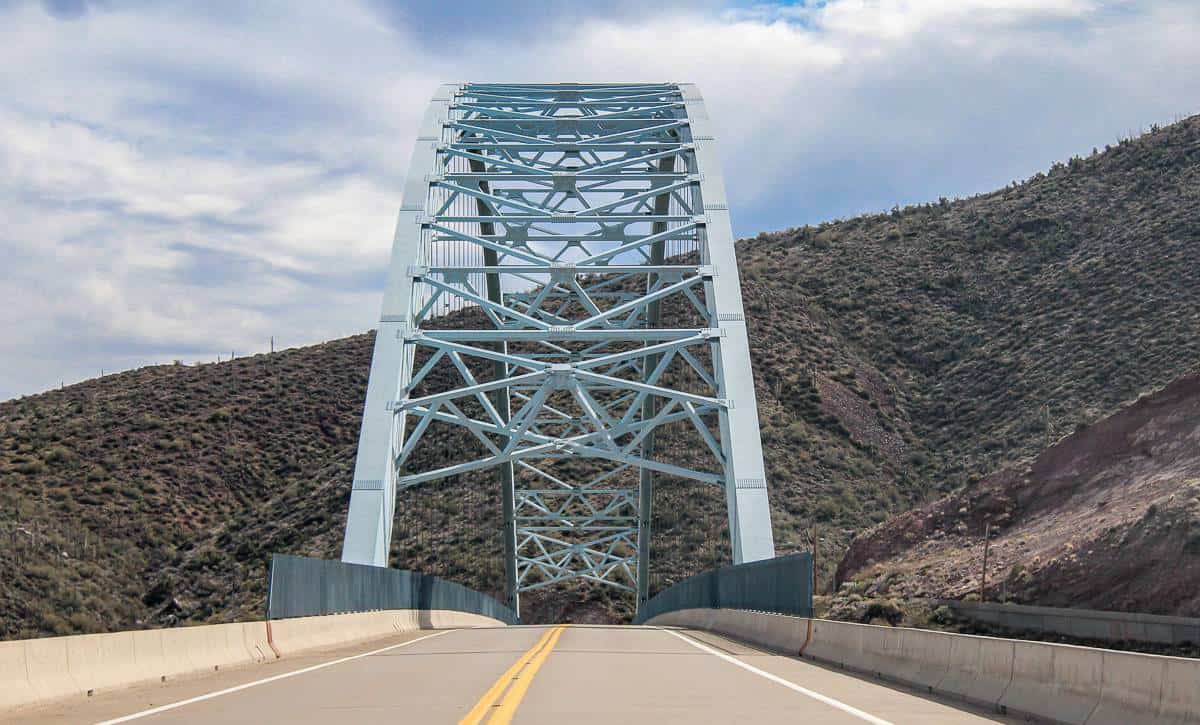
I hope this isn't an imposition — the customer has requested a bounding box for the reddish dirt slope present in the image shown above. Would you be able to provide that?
[838,374,1200,616]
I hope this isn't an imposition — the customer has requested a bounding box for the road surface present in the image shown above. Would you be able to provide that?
[13,625,1018,724]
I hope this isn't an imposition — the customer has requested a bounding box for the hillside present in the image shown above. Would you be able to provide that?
[2,115,1199,637]
[837,373,1200,616]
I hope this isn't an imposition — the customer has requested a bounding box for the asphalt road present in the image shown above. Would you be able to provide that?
[13,625,1018,724]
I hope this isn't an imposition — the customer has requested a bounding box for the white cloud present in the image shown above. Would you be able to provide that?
[0,0,1198,399]
[813,0,1097,38]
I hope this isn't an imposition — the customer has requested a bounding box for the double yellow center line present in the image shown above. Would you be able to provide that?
[459,625,567,725]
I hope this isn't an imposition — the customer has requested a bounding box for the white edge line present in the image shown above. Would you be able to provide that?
[661,628,894,725]
[93,629,454,724]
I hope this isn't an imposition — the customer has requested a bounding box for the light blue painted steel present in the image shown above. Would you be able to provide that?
[342,83,775,613]
[342,84,457,568]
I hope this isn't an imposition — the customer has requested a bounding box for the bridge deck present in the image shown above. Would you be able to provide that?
[12,626,1018,724]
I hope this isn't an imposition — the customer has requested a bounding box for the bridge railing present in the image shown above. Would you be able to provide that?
[266,554,520,625]
[634,553,813,625]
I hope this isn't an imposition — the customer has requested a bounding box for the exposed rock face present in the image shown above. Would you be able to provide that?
[838,374,1200,616]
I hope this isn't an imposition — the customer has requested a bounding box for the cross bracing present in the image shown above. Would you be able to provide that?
[342,82,775,615]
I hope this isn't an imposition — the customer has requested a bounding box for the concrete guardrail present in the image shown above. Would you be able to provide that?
[646,609,1200,724]
[0,609,502,714]
[936,599,1200,646]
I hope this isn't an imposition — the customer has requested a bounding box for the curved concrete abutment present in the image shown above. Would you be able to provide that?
[646,609,1200,724]
[0,609,505,716]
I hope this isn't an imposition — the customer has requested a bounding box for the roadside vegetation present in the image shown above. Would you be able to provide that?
[2,115,1198,636]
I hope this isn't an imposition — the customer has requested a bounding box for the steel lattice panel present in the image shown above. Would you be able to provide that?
[342,83,775,615]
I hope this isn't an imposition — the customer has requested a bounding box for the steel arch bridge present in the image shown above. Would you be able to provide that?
[341,82,774,616]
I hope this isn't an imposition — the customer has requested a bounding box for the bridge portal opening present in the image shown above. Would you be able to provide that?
[341,83,775,617]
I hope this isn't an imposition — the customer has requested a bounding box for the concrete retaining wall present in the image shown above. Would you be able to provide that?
[938,599,1200,646]
[647,609,1200,724]
[0,609,503,715]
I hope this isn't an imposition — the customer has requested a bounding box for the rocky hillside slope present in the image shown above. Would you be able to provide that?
[2,115,1199,637]
[837,374,1200,616]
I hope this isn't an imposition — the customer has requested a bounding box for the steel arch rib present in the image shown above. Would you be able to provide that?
[340,83,776,616]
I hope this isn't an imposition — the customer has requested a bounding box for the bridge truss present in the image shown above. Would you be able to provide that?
[342,83,775,615]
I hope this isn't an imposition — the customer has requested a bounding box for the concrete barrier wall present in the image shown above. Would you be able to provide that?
[900,625,952,691]
[24,635,79,702]
[938,633,1015,707]
[1160,655,1200,722]
[0,640,37,710]
[646,609,1200,724]
[646,608,809,654]
[1087,650,1168,725]
[425,610,509,630]
[999,640,1103,724]
[938,599,1200,646]
[0,609,504,715]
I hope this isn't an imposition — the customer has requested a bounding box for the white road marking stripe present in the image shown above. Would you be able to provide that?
[662,628,895,725]
[94,629,454,724]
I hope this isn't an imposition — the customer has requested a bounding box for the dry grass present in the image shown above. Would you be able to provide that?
[3,115,1199,635]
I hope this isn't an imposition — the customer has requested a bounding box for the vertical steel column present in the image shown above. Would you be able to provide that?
[470,156,520,615]
[636,153,677,611]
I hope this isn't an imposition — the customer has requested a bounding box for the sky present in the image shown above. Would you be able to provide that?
[1,0,1198,401]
